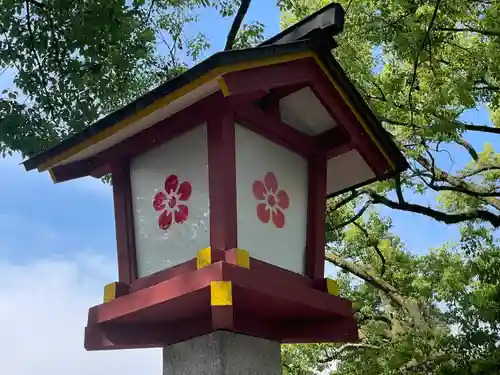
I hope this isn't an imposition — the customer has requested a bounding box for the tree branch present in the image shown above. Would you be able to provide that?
[395,174,405,203]
[441,39,475,55]
[454,137,479,161]
[358,314,392,327]
[379,116,422,129]
[362,188,500,227]
[418,156,500,205]
[334,200,371,229]
[325,251,426,329]
[474,85,500,92]
[460,165,500,178]
[224,0,252,50]
[329,191,358,212]
[26,0,45,7]
[408,0,442,128]
[24,0,57,118]
[437,26,500,37]
[381,115,500,137]
[319,343,380,363]
[0,24,22,72]
[330,174,500,227]
[141,0,156,26]
[463,124,500,135]
[344,0,357,16]
[39,2,63,71]
[398,353,451,373]
[353,222,386,277]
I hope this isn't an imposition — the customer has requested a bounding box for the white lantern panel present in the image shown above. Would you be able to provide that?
[130,124,210,278]
[279,87,337,135]
[326,149,375,195]
[235,124,308,275]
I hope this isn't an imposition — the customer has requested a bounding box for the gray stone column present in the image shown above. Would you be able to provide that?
[163,331,281,375]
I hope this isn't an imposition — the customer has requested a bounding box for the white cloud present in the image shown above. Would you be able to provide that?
[0,252,161,375]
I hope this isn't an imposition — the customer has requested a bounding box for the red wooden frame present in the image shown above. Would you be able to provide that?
[234,104,313,156]
[51,93,224,183]
[306,154,327,280]
[307,72,388,176]
[85,260,358,350]
[207,111,238,251]
[82,57,399,349]
[313,127,352,158]
[103,57,394,289]
[111,162,137,285]
[256,83,310,118]
[221,56,388,174]
[222,59,314,97]
[53,58,388,182]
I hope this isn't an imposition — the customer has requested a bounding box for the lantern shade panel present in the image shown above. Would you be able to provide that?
[130,124,210,277]
[234,124,309,274]
[326,149,376,196]
[279,86,337,136]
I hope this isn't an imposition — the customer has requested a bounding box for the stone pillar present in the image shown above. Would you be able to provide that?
[163,331,281,375]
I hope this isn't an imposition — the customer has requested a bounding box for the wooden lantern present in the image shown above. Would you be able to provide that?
[23,3,407,351]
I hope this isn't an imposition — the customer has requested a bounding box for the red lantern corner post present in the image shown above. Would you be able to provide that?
[23,3,407,374]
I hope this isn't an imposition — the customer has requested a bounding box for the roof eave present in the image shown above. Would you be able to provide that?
[22,40,315,172]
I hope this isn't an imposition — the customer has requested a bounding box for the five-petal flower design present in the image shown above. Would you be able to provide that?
[153,174,192,230]
[252,172,290,228]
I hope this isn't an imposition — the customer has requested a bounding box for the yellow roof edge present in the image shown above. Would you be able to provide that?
[38,51,315,171]
[39,50,395,173]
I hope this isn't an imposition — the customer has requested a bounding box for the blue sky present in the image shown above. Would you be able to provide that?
[0,2,496,374]
[0,3,280,374]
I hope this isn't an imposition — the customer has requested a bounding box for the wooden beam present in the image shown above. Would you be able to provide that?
[234,104,314,157]
[307,70,388,176]
[305,153,327,280]
[112,163,138,285]
[256,83,310,118]
[207,111,238,252]
[49,92,225,181]
[221,58,317,97]
[312,126,352,158]
[49,160,93,183]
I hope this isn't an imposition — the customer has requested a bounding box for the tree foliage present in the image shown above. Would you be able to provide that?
[278,0,500,373]
[0,0,226,156]
[283,209,500,374]
[2,0,500,373]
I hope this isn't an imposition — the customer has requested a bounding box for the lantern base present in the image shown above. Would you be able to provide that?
[84,260,358,350]
[163,331,281,375]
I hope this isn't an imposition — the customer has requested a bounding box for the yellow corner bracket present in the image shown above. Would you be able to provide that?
[210,281,233,306]
[103,282,118,303]
[326,278,340,297]
[234,248,250,269]
[197,247,212,269]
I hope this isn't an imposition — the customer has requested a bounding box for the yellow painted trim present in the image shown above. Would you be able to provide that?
[210,281,233,306]
[218,77,230,97]
[103,282,117,303]
[38,50,395,172]
[48,168,58,183]
[37,52,314,171]
[310,55,395,170]
[326,278,339,297]
[197,247,212,269]
[235,248,250,269]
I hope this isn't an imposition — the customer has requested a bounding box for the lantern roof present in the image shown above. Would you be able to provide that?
[22,3,407,186]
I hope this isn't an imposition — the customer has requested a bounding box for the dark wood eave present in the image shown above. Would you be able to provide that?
[23,40,324,172]
[23,19,407,178]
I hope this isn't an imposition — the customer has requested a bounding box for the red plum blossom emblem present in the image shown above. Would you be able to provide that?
[252,172,290,229]
[153,174,192,230]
